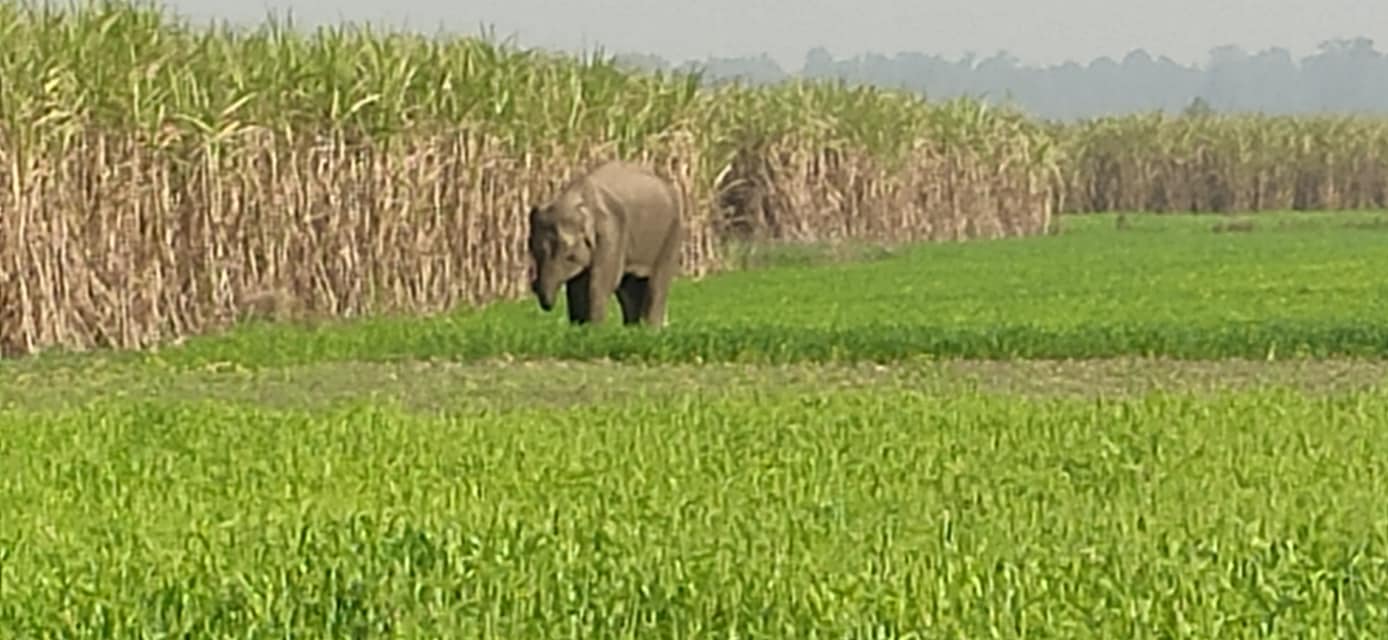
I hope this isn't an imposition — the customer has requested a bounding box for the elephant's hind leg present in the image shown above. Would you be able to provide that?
[641,220,682,328]
[616,275,648,325]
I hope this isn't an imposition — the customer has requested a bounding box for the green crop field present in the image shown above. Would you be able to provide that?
[4,390,1388,637]
[4,210,1388,637]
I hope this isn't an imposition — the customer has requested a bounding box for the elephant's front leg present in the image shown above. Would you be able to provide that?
[565,270,592,325]
[584,250,625,326]
[582,267,616,324]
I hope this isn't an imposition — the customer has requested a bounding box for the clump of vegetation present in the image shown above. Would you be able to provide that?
[1057,111,1388,213]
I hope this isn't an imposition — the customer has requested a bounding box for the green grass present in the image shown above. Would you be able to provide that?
[4,388,1387,636]
[24,210,1382,371]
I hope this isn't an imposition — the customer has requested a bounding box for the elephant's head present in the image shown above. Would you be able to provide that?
[527,201,594,311]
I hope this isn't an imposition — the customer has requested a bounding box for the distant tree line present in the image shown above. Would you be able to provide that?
[614,37,1388,120]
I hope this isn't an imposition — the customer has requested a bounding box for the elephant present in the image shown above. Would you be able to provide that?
[526,160,684,328]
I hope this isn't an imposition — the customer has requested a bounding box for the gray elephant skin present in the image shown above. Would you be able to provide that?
[526,160,684,327]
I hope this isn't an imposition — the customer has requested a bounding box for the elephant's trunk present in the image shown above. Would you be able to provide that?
[532,276,556,312]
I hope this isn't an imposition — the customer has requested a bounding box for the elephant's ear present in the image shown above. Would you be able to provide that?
[571,200,598,244]
[528,205,540,225]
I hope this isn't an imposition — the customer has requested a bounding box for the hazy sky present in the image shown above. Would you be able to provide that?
[167,0,1387,69]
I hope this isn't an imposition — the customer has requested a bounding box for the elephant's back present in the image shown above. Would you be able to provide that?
[584,161,681,221]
